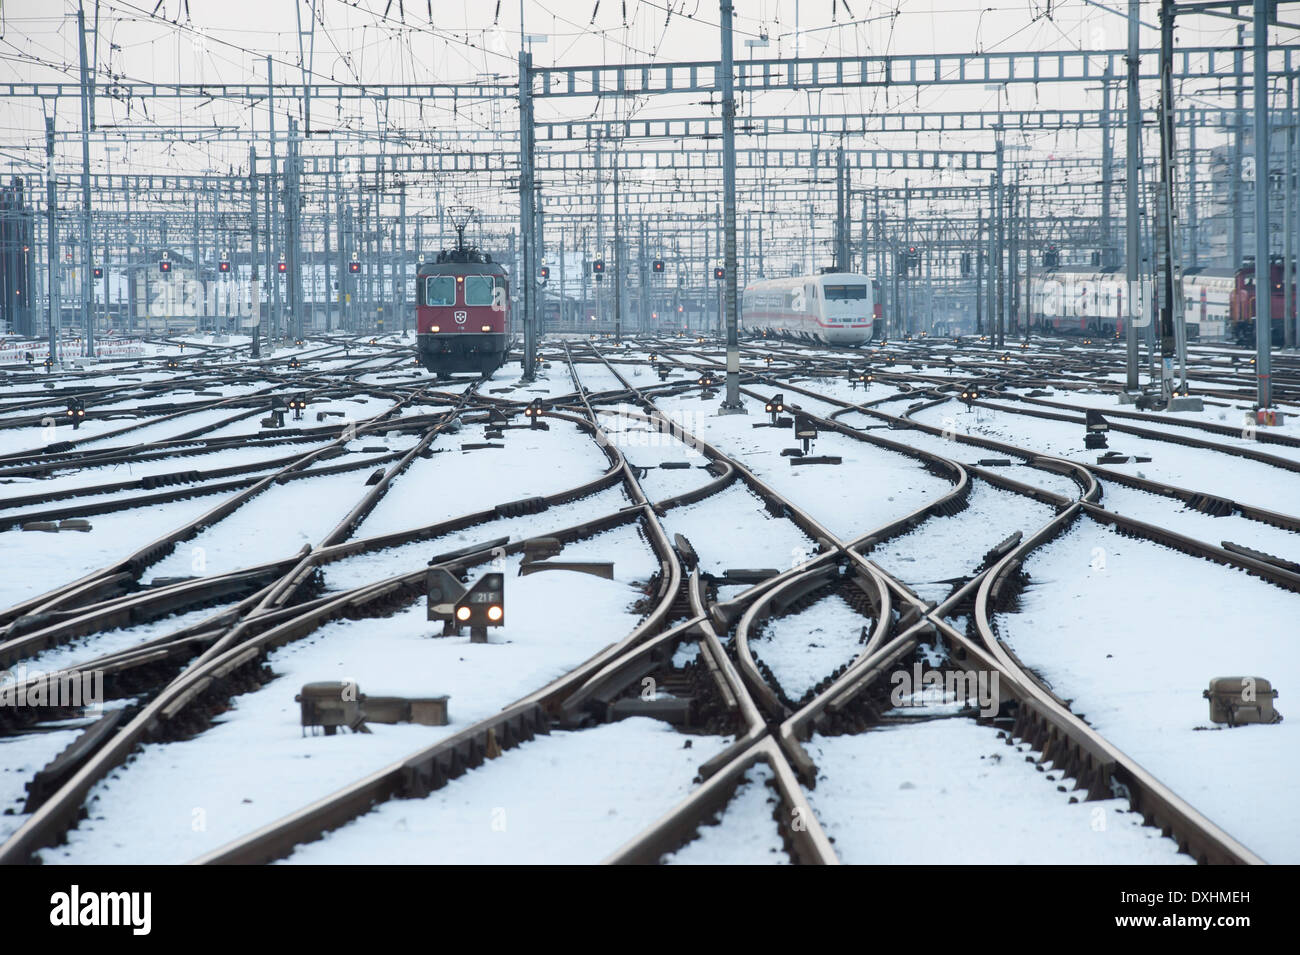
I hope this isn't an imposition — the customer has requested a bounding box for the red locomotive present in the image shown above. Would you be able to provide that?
[1228,256,1292,347]
[415,215,511,377]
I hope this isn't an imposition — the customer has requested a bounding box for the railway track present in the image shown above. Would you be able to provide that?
[0,333,1291,864]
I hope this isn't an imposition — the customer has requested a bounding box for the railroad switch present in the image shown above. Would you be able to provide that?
[518,536,614,580]
[65,397,86,429]
[1203,677,1282,726]
[426,568,504,643]
[1084,409,1109,449]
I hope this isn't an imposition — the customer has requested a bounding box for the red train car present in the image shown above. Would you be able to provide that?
[1229,257,1292,346]
[415,237,511,377]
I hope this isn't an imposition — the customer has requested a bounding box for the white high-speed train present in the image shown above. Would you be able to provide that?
[741,272,875,345]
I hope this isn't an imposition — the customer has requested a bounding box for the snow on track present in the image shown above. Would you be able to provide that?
[357,419,610,537]
[805,719,1191,865]
[995,516,1300,862]
[142,467,385,582]
[867,481,1055,604]
[658,483,814,574]
[0,493,230,611]
[752,593,867,700]
[39,534,662,865]
[652,393,952,540]
[281,718,731,864]
[914,399,1300,519]
[0,729,84,843]
[664,762,787,864]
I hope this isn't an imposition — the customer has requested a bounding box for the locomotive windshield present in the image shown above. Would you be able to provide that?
[824,284,868,301]
[425,276,455,306]
[465,276,496,306]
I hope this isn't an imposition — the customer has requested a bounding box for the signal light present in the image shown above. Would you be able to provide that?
[159,259,171,274]
[349,261,360,273]
[219,260,231,273]
[452,572,505,640]
[652,259,665,272]
[93,267,103,279]
[540,265,550,281]
[713,266,724,280]
[277,261,287,274]
[65,397,86,428]
[592,259,605,274]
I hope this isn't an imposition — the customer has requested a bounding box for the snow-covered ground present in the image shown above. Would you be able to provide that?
[651,392,952,540]
[866,480,1056,604]
[39,533,661,864]
[4,335,1295,867]
[357,418,609,538]
[282,719,731,864]
[751,593,868,700]
[658,483,814,575]
[805,717,1192,864]
[994,516,1300,862]
[664,762,787,865]
[914,398,1300,520]
[0,728,84,843]
[0,492,229,611]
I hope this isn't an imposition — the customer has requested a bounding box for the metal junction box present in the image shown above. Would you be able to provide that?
[1203,676,1281,726]
[296,681,365,734]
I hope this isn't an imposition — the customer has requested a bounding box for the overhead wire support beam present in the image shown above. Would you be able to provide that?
[718,0,743,414]
[527,46,1299,98]
[519,46,537,381]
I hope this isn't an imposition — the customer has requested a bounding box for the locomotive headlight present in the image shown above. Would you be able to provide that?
[487,605,503,622]
[430,325,440,332]
[481,324,491,332]
[456,606,472,622]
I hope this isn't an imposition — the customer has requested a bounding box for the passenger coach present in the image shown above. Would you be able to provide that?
[741,272,875,345]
